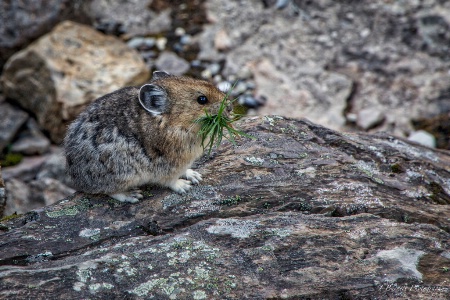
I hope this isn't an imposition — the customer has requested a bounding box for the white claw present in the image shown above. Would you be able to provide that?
[109,191,142,203]
[170,179,192,194]
[131,189,144,199]
[184,169,202,185]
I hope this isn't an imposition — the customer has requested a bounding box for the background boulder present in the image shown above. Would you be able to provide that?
[199,0,450,137]
[0,0,90,69]
[0,99,28,153]
[1,21,150,143]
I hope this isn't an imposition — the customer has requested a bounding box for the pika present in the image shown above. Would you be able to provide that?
[64,71,226,203]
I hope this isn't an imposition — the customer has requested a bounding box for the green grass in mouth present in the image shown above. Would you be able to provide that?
[195,83,253,155]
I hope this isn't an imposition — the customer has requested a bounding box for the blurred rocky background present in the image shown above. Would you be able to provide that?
[0,0,450,216]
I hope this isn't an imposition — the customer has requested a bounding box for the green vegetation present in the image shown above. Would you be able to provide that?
[0,212,22,222]
[390,163,404,173]
[0,152,23,167]
[195,83,253,155]
[215,195,241,206]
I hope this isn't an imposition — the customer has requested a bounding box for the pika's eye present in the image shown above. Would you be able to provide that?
[197,95,208,105]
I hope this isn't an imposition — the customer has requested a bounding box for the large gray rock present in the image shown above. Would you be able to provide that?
[1,21,150,143]
[0,0,90,69]
[87,0,172,36]
[3,177,75,217]
[2,148,74,216]
[10,118,51,155]
[0,100,28,153]
[3,178,39,216]
[155,51,191,76]
[198,0,450,138]
[0,116,449,299]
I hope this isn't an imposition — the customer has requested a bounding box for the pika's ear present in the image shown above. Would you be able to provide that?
[138,84,168,115]
[152,71,171,80]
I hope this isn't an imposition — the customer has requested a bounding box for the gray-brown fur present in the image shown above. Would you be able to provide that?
[64,71,226,202]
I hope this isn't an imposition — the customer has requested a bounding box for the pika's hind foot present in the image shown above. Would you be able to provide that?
[109,190,143,203]
[184,169,202,185]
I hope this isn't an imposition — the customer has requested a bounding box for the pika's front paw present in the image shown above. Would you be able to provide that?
[170,179,192,194]
[184,169,202,185]
[109,190,143,203]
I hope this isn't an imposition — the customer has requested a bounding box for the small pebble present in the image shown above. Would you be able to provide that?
[191,60,202,67]
[238,94,266,108]
[156,37,167,51]
[140,50,157,60]
[346,113,358,123]
[127,37,155,49]
[357,107,385,130]
[233,81,248,94]
[172,42,184,53]
[408,130,436,148]
[175,27,186,36]
[217,81,232,93]
[180,35,192,45]
[246,81,256,90]
[214,29,232,51]
[276,0,291,9]
[227,75,237,82]
[201,69,212,79]
[237,66,252,79]
[155,52,190,76]
[360,28,371,38]
[207,63,221,76]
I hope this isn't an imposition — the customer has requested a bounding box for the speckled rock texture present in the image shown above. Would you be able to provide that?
[0,20,150,143]
[1,116,449,299]
[199,0,450,137]
[0,166,5,217]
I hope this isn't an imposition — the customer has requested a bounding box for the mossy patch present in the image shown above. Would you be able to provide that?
[354,160,384,185]
[125,239,236,298]
[46,199,91,218]
[0,152,23,167]
[390,163,405,173]
[214,195,241,206]
[0,212,22,222]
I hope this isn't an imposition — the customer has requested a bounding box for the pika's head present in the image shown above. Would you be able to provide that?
[138,71,228,130]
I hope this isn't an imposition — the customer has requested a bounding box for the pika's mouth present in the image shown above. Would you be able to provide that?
[194,93,251,155]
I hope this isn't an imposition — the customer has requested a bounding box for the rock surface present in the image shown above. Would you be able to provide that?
[10,118,51,155]
[155,51,190,76]
[88,0,172,36]
[3,177,75,217]
[2,148,74,215]
[0,166,5,217]
[1,20,150,143]
[1,116,449,299]
[199,0,450,137]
